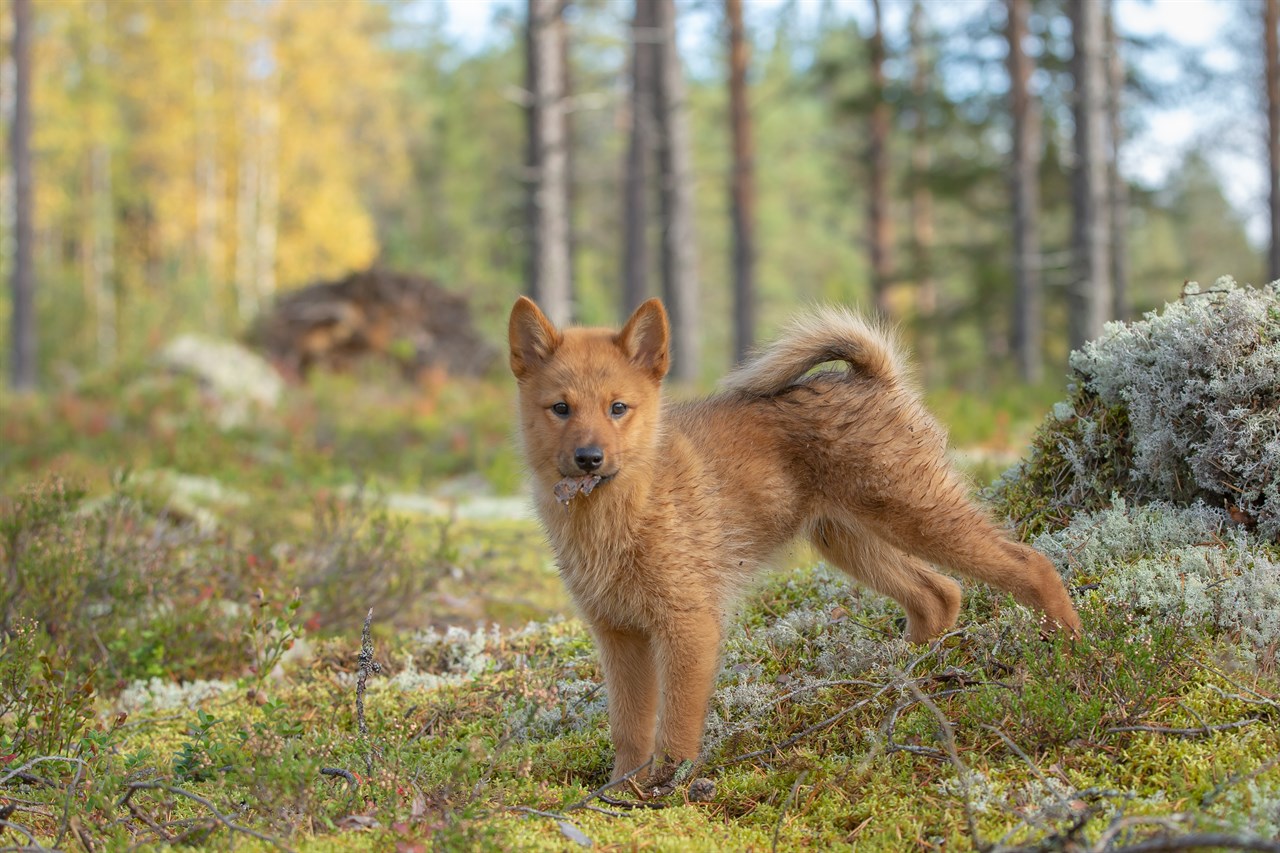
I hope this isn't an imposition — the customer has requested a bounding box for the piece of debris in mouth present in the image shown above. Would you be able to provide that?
[554,475,603,505]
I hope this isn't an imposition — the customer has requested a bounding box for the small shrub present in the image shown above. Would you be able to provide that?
[991,278,1280,540]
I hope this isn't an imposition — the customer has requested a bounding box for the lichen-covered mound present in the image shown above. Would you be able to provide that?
[992,278,1280,540]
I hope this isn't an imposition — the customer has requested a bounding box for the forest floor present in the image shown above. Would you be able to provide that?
[2,364,1277,851]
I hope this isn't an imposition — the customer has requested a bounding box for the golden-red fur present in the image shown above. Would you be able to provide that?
[508,296,1081,785]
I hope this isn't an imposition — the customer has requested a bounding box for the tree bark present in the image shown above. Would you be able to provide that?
[1267,0,1280,282]
[727,0,756,364]
[1106,0,1128,321]
[868,0,893,320]
[525,0,572,326]
[623,0,657,317]
[655,0,699,382]
[9,0,35,391]
[1069,0,1112,351]
[1007,0,1042,382]
[908,1,935,378]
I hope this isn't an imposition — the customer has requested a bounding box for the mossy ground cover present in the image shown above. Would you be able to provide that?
[4,299,1280,851]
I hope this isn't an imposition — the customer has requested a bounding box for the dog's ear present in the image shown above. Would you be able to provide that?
[509,296,562,380]
[616,298,669,380]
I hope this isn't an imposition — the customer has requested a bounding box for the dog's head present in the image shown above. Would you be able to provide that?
[508,297,669,495]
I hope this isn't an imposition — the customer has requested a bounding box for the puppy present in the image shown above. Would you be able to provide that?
[508,296,1081,785]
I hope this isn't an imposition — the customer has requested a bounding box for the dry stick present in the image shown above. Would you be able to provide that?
[53,756,86,850]
[122,782,294,853]
[1101,834,1280,853]
[356,607,376,739]
[0,756,85,788]
[770,770,809,853]
[564,758,658,812]
[716,628,967,768]
[906,681,986,853]
[0,819,41,849]
[318,767,359,791]
[1104,719,1259,736]
[1200,751,1280,809]
[981,724,1074,816]
[355,606,380,777]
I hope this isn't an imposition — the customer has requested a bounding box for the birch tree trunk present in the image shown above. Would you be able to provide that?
[868,0,893,320]
[1008,0,1042,382]
[655,0,699,382]
[1267,0,1280,282]
[623,0,656,317]
[525,0,571,326]
[1069,0,1112,351]
[727,0,756,364]
[9,0,35,391]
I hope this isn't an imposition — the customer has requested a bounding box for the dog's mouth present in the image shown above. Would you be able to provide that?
[553,473,614,506]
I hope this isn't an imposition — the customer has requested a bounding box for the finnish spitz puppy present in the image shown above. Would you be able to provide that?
[508,296,1080,786]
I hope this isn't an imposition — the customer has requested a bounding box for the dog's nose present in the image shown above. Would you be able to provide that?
[573,446,604,473]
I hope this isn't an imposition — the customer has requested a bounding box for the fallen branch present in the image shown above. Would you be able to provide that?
[771,770,809,853]
[1105,832,1280,852]
[1105,719,1259,737]
[318,768,359,791]
[0,756,84,788]
[121,782,294,853]
[563,758,658,812]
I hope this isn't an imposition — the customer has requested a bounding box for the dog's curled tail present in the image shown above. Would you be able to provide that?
[723,307,907,396]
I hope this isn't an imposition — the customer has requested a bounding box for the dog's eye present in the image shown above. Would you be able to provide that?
[551,402,570,417]
[610,402,628,417]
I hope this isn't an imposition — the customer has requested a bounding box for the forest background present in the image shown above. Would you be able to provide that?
[0,0,1274,395]
[2,2,1280,849]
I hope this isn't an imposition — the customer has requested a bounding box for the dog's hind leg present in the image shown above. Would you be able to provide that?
[809,518,961,643]
[843,467,1082,637]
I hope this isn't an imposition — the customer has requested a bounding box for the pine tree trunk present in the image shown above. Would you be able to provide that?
[1008,0,1042,383]
[1069,0,1112,351]
[623,0,656,317]
[525,0,572,326]
[1106,0,1128,321]
[727,0,756,364]
[1267,0,1280,282]
[909,1,935,378]
[9,0,35,391]
[655,0,699,382]
[868,0,893,320]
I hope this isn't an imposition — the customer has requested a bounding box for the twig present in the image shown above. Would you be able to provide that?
[318,767,359,791]
[715,629,968,768]
[563,758,657,812]
[1104,719,1259,736]
[1200,752,1280,809]
[981,724,1073,816]
[122,782,295,852]
[0,819,42,850]
[356,607,377,739]
[0,756,85,788]
[906,681,987,852]
[771,770,809,853]
[719,679,901,765]
[1103,832,1280,852]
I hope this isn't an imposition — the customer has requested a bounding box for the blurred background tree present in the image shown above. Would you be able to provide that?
[0,0,1272,393]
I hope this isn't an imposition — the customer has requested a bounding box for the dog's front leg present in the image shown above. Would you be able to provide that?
[594,625,659,782]
[651,614,721,785]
